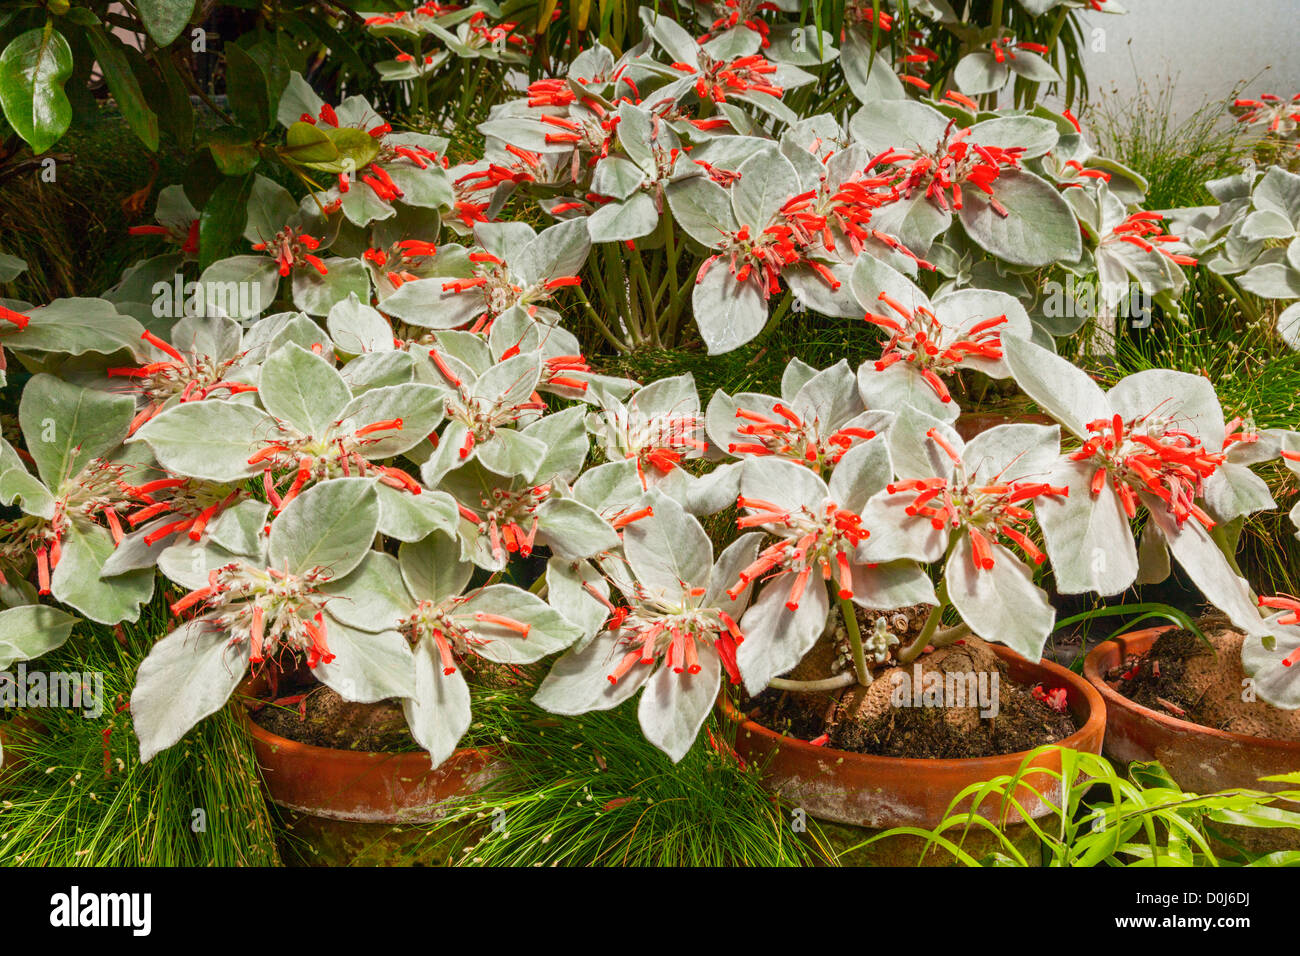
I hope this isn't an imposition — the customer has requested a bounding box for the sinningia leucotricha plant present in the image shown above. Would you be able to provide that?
[3,3,1300,770]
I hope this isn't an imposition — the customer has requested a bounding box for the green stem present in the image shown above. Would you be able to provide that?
[768,672,857,693]
[898,581,949,665]
[1209,270,1261,327]
[629,248,661,347]
[840,596,873,686]
[573,286,631,353]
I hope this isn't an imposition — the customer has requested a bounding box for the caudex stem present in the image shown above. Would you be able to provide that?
[840,595,873,686]
[765,595,874,694]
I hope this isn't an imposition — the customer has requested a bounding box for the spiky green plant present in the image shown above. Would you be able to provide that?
[408,686,833,866]
[0,595,280,866]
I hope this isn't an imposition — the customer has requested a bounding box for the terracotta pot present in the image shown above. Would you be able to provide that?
[1083,626,1300,794]
[0,713,43,777]
[235,674,501,824]
[954,411,1054,443]
[723,644,1105,829]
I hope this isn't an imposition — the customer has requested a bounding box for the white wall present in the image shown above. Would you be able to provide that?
[1074,0,1300,122]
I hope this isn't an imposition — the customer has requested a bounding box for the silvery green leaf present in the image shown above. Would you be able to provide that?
[736,573,829,695]
[259,342,352,437]
[291,257,370,317]
[376,483,458,543]
[857,489,949,564]
[849,99,950,154]
[399,532,471,605]
[848,559,937,609]
[733,149,801,230]
[475,428,547,481]
[953,51,1008,95]
[472,349,542,405]
[132,617,251,762]
[0,604,78,669]
[639,649,720,762]
[341,350,417,392]
[963,423,1060,485]
[572,459,644,512]
[0,468,55,520]
[886,403,962,481]
[377,276,487,329]
[666,176,737,247]
[546,557,610,645]
[827,434,892,511]
[587,193,660,243]
[622,492,712,603]
[171,314,243,364]
[861,192,951,256]
[783,260,857,317]
[455,584,584,664]
[1278,301,1300,351]
[522,406,590,484]
[1106,368,1224,447]
[1134,520,1171,585]
[536,497,619,561]
[269,478,379,578]
[53,519,153,624]
[513,218,590,287]
[130,400,277,482]
[591,156,647,201]
[323,550,412,632]
[197,256,279,319]
[1035,459,1138,595]
[2,297,145,356]
[740,455,828,514]
[336,383,447,458]
[1006,50,1060,84]
[314,620,415,703]
[327,293,393,353]
[533,630,653,715]
[243,175,299,243]
[99,517,180,577]
[693,264,768,355]
[1242,616,1300,710]
[968,117,1059,161]
[958,169,1082,267]
[1143,493,1272,641]
[705,531,762,617]
[1252,166,1300,231]
[19,374,134,491]
[946,534,1052,661]
[1238,262,1300,299]
[403,637,471,768]
[1001,334,1110,440]
[206,498,270,556]
[158,539,254,591]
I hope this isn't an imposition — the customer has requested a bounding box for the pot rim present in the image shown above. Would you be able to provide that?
[1083,624,1300,754]
[721,642,1106,772]
[233,673,497,770]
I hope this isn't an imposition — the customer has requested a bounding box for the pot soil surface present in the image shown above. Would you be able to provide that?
[250,660,538,751]
[748,625,1078,759]
[1106,621,1300,742]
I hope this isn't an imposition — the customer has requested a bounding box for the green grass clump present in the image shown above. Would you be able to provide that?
[412,687,833,867]
[0,595,280,866]
[1093,80,1247,210]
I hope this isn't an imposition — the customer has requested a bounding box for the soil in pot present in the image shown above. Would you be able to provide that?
[747,616,1079,759]
[248,658,538,752]
[1106,619,1300,741]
